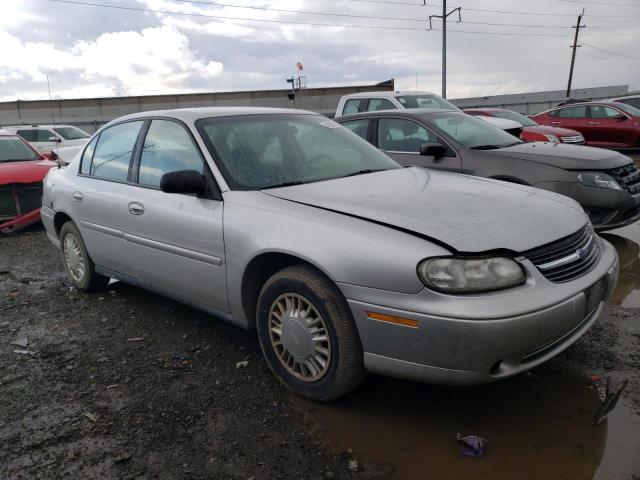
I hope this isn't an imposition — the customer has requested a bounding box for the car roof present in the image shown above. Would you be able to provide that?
[609,94,640,101]
[106,106,319,126]
[3,124,76,129]
[0,128,18,136]
[464,108,503,112]
[341,91,436,99]
[337,108,458,121]
[552,100,628,109]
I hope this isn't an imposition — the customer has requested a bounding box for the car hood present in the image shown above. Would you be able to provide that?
[523,125,582,137]
[486,142,631,169]
[0,160,57,184]
[264,167,586,253]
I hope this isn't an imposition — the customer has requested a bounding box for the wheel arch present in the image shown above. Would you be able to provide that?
[240,251,336,330]
[53,211,74,239]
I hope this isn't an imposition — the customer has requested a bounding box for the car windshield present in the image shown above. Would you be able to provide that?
[0,136,40,162]
[395,94,459,111]
[53,126,90,140]
[614,102,640,117]
[490,110,538,127]
[427,112,524,149]
[197,114,400,190]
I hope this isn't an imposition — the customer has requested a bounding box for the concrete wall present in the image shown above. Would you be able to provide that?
[0,80,394,133]
[450,85,631,115]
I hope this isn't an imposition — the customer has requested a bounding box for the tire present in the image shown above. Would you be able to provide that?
[256,265,365,401]
[59,221,110,291]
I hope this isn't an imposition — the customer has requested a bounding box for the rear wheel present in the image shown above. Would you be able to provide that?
[60,221,109,291]
[256,265,365,401]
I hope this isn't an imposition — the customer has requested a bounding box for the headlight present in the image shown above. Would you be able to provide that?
[418,257,525,293]
[543,134,560,143]
[577,171,622,190]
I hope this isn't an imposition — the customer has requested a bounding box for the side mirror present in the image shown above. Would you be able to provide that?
[48,136,61,142]
[420,143,448,157]
[614,113,627,121]
[160,170,207,195]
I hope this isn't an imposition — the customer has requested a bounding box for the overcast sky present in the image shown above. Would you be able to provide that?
[0,0,638,101]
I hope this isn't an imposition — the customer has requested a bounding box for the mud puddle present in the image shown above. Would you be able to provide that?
[293,372,640,479]
[602,222,640,309]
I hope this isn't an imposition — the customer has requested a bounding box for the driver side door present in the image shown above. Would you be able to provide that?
[374,117,461,172]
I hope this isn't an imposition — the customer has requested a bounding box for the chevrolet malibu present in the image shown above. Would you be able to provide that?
[41,107,619,401]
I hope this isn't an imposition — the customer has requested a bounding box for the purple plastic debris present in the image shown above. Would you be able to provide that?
[456,433,487,457]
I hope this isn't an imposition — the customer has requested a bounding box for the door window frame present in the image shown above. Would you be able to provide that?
[587,105,629,120]
[371,116,457,157]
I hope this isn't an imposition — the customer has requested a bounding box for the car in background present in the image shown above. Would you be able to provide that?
[41,107,618,400]
[335,90,459,118]
[0,129,57,233]
[474,115,523,138]
[531,102,640,149]
[4,124,91,155]
[607,94,640,110]
[464,108,585,145]
[336,109,640,231]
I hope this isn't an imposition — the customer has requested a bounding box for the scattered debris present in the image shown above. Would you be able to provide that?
[13,349,36,357]
[126,337,145,343]
[0,321,10,327]
[81,412,99,423]
[172,353,192,361]
[456,433,487,457]
[592,378,628,425]
[106,384,119,390]
[10,337,29,348]
[348,459,359,472]
[591,374,602,382]
[0,373,27,386]
[113,454,132,464]
[236,360,249,368]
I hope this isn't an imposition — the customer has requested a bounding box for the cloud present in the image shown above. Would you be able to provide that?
[0,24,223,100]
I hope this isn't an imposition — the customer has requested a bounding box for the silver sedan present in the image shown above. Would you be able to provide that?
[41,107,619,401]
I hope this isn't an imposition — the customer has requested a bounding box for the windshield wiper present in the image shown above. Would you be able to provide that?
[343,168,387,178]
[262,180,307,189]
[469,144,503,150]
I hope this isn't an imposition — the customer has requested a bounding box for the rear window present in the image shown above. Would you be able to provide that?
[16,130,37,142]
[0,136,40,162]
[54,126,90,140]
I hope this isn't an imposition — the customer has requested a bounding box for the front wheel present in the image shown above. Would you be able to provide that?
[60,221,110,291]
[256,265,365,401]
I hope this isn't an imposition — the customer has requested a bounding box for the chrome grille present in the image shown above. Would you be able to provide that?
[524,225,601,283]
[0,183,43,221]
[560,135,585,144]
[608,163,640,195]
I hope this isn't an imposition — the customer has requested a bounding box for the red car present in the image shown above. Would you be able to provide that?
[531,101,640,149]
[464,108,585,144]
[0,129,57,233]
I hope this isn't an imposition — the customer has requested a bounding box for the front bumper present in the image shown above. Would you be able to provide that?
[0,209,42,234]
[341,237,619,385]
[535,180,640,231]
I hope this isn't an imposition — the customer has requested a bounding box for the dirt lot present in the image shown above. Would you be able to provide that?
[1,219,640,479]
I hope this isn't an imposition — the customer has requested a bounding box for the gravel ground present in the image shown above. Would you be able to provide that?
[1,222,639,479]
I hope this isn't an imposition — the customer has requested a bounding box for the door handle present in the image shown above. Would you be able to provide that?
[588,122,600,125]
[128,202,145,216]
[72,191,83,202]
[551,121,561,125]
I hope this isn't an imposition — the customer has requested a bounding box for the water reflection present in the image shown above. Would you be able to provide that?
[293,372,610,479]
[601,229,640,309]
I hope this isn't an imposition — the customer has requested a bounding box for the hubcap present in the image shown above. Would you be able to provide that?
[268,293,331,382]
[63,233,86,283]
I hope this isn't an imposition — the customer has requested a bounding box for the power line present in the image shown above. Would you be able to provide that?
[164,0,640,28]
[581,42,640,61]
[556,0,640,7]
[42,0,640,37]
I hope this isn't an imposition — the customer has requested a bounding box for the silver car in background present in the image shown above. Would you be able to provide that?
[41,107,619,401]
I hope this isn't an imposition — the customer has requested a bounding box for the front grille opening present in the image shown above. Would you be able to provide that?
[608,163,640,195]
[524,225,601,283]
[0,183,43,221]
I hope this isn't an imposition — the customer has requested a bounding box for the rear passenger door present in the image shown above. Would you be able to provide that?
[375,117,461,172]
[125,118,228,312]
[553,106,589,139]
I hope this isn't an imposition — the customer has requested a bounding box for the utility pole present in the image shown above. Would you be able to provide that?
[429,1,461,99]
[566,8,586,98]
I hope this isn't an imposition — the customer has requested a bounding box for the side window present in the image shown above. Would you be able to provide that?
[16,130,37,142]
[37,130,56,142]
[80,136,98,175]
[590,106,622,119]
[138,120,205,187]
[341,119,370,141]
[378,118,436,153]
[558,106,587,119]
[90,121,143,181]
[619,98,640,109]
[343,99,367,116]
[367,98,395,112]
